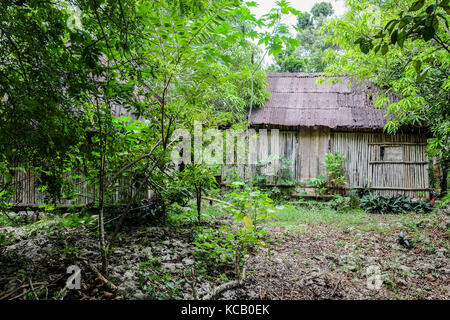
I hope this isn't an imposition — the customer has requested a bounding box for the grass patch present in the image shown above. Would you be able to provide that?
[165,201,230,227]
[267,201,444,237]
[268,203,389,233]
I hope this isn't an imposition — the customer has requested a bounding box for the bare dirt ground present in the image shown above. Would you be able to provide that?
[1,207,449,300]
[238,214,450,300]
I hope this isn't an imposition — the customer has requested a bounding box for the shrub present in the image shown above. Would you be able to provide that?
[305,175,328,195]
[0,229,16,246]
[254,155,297,187]
[324,152,348,190]
[306,153,348,195]
[329,192,362,212]
[437,193,450,209]
[192,225,264,271]
[329,194,351,212]
[348,189,361,208]
[224,182,286,229]
[360,193,433,214]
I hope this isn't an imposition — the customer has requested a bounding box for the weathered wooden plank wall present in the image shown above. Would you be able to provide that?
[4,166,148,207]
[222,128,329,184]
[331,132,370,188]
[223,128,430,199]
[298,127,330,180]
[331,131,429,198]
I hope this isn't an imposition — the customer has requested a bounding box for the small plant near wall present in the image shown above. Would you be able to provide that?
[192,225,264,272]
[436,194,450,209]
[348,189,361,208]
[324,152,348,191]
[306,152,348,196]
[329,194,351,212]
[253,155,298,202]
[305,175,328,195]
[178,164,218,224]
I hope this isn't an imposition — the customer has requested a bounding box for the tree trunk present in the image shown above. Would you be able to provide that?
[440,158,449,197]
[196,187,201,224]
[97,104,108,274]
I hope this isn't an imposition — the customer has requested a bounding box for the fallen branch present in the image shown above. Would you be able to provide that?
[0,284,28,300]
[10,284,46,300]
[29,279,39,300]
[0,281,47,300]
[183,268,198,300]
[85,261,117,291]
[201,267,246,300]
[0,276,16,282]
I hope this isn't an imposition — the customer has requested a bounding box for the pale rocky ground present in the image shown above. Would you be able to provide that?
[1,207,449,300]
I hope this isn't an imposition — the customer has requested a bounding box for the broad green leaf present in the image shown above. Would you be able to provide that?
[409,0,425,11]
[390,29,398,44]
[422,26,435,41]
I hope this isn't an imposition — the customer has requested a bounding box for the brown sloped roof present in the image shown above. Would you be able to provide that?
[251,73,387,129]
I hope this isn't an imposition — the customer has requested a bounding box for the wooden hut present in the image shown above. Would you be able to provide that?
[8,73,431,207]
[230,73,430,199]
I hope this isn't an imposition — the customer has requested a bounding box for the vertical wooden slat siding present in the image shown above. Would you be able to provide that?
[5,165,151,207]
[297,127,329,181]
[223,129,429,199]
[298,128,309,180]
[364,133,429,198]
[331,132,371,188]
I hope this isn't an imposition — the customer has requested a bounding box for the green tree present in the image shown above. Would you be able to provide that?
[0,1,93,200]
[311,1,334,19]
[297,11,312,30]
[180,164,218,224]
[1,0,304,273]
[322,0,449,196]
[270,2,337,73]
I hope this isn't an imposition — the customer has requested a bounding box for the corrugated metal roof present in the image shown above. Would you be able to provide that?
[251,73,387,129]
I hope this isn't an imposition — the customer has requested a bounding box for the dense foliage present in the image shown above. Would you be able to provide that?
[269,1,338,72]
[1,0,447,282]
[360,193,434,214]
[0,0,303,272]
[322,0,449,196]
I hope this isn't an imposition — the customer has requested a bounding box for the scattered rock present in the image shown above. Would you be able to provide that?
[182,258,195,266]
[439,220,450,231]
[396,278,408,287]
[132,292,146,300]
[161,263,183,273]
[398,265,411,275]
